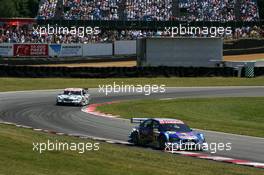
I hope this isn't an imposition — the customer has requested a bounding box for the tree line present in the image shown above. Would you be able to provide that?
[0,0,39,18]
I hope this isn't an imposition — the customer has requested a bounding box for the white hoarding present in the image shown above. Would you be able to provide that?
[115,40,136,55]
[83,43,112,56]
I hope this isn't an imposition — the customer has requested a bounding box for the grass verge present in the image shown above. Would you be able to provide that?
[0,124,263,175]
[97,97,264,137]
[0,77,264,92]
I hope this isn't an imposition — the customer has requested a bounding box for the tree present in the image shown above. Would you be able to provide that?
[0,0,18,17]
[28,0,39,17]
[0,0,40,18]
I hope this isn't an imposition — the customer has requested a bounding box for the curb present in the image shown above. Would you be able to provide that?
[82,101,121,118]
[166,151,264,169]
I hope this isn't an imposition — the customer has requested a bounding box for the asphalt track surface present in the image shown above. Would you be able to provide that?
[0,87,264,163]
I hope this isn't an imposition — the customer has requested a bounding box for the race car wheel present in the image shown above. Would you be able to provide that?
[158,135,167,150]
[80,100,85,106]
[131,132,140,145]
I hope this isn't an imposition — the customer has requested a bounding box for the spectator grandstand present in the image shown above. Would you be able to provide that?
[36,0,260,21]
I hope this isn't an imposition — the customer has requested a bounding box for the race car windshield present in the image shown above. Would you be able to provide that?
[64,91,81,95]
[161,124,192,132]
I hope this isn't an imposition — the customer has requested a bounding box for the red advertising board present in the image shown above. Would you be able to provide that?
[13,44,48,57]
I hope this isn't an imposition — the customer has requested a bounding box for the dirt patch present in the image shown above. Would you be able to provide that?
[31,61,137,67]
[224,53,264,61]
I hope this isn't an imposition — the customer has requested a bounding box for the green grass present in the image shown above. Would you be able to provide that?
[0,124,263,175]
[0,77,264,92]
[97,97,264,137]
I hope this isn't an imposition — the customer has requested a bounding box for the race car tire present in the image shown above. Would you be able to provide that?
[158,135,167,150]
[79,100,86,106]
[131,131,140,145]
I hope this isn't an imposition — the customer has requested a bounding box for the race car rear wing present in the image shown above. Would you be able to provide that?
[130,118,149,124]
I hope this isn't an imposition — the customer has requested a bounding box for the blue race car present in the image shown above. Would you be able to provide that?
[129,118,206,150]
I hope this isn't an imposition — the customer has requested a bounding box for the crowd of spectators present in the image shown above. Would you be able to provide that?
[62,0,173,21]
[233,26,264,39]
[0,26,167,43]
[240,0,259,21]
[179,0,236,21]
[63,0,120,20]
[124,0,172,21]
[1,25,264,44]
[37,0,260,22]
[179,0,259,21]
[38,0,58,20]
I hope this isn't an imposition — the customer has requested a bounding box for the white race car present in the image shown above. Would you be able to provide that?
[56,88,90,106]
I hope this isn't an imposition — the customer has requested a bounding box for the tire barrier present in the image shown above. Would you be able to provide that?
[224,39,264,50]
[0,65,244,78]
[0,56,136,66]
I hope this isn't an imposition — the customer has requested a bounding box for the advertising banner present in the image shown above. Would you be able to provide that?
[0,43,13,57]
[49,44,83,57]
[13,44,48,57]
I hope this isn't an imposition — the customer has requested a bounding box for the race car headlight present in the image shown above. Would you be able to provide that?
[57,96,63,100]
